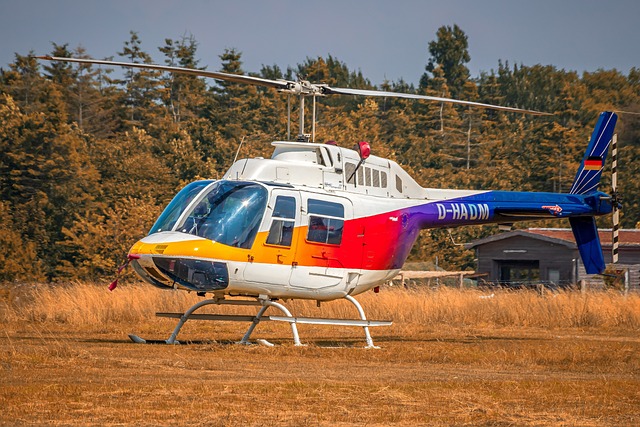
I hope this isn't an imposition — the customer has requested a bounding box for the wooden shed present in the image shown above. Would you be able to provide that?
[465,228,640,291]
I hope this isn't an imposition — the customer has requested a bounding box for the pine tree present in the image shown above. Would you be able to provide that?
[1,53,52,115]
[0,92,100,279]
[158,34,208,124]
[208,48,254,138]
[115,31,162,129]
[420,24,471,99]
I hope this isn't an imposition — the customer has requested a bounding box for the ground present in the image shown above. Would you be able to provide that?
[1,284,639,425]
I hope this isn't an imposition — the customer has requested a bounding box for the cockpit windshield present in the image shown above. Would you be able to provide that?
[173,181,268,249]
[149,180,214,235]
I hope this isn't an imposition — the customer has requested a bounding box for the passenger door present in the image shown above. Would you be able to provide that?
[289,193,361,293]
[243,189,300,286]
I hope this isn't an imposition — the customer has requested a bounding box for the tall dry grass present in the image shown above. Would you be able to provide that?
[1,282,201,326]
[2,282,640,330]
[370,286,640,329]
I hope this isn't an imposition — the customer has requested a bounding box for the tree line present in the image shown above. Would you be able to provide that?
[1,25,639,282]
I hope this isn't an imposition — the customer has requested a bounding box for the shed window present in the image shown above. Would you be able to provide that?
[499,260,540,284]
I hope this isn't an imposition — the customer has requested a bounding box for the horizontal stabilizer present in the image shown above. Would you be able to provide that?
[570,217,605,274]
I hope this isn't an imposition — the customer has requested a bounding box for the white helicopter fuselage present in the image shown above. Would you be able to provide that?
[129,117,616,301]
[129,141,488,300]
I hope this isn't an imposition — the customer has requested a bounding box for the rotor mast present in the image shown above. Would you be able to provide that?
[276,80,325,142]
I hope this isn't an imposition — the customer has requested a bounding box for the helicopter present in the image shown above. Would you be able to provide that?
[37,56,619,348]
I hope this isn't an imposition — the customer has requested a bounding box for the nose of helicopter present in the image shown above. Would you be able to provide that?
[128,232,229,292]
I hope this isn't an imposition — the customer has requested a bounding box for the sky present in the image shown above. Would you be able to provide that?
[1,0,638,87]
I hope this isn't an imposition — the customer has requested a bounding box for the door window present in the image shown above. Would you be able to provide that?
[266,196,296,247]
[306,199,345,245]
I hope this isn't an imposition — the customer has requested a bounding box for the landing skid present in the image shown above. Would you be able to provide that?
[129,295,391,348]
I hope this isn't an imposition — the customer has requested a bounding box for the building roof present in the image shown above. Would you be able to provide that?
[528,228,640,246]
[465,229,576,249]
[466,228,640,250]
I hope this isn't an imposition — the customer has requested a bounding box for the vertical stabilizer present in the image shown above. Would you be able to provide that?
[569,112,617,195]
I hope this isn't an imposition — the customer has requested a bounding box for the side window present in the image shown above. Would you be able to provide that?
[266,196,296,247]
[306,199,345,245]
[372,169,380,187]
[396,175,403,193]
[345,162,357,185]
[365,167,372,186]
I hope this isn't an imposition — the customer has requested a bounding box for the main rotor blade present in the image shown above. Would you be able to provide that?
[36,56,290,91]
[322,86,552,116]
[36,56,551,115]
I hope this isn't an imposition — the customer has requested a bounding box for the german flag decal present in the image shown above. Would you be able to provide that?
[583,156,602,170]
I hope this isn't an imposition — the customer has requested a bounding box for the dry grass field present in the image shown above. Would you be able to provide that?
[1,282,640,426]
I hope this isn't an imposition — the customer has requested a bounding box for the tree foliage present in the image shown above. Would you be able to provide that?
[0,25,638,280]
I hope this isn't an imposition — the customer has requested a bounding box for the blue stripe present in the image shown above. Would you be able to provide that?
[410,190,601,229]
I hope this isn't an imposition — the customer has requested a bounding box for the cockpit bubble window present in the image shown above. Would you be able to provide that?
[175,181,268,249]
[149,180,214,235]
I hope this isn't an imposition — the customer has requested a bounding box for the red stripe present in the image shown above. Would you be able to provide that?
[584,159,601,170]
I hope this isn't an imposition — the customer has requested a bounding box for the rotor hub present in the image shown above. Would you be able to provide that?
[279,80,326,96]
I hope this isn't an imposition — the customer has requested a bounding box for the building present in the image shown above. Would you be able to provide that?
[465,228,640,291]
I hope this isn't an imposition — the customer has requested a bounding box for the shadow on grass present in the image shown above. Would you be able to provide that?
[7,331,547,349]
